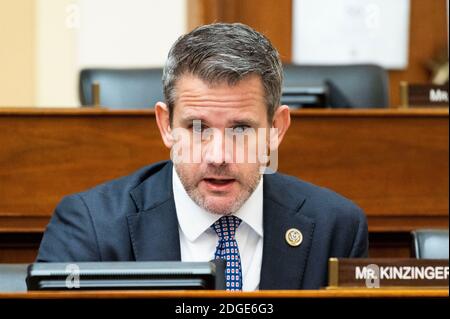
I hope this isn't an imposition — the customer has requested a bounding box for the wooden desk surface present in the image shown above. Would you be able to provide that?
[1,107,447,233]
[0,289,448,299]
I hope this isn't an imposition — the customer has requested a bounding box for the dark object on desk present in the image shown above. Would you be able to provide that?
[79,68,164,108]
[26,260,225,291]
[411,229,449,260]
[281,86,329,108]
[282,81,354,109]
[283,64,389,108]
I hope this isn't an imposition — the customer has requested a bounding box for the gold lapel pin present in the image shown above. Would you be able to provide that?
[285,228,303,247]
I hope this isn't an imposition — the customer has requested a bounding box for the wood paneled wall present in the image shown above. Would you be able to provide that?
[188,0,449,107]
[188,0,292,61]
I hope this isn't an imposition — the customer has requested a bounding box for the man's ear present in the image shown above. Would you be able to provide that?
[271,105,291,149]
[155,101,174,149]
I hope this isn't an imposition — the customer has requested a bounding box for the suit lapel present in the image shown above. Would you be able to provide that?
[127,161,181,261]
[259,175,316,290]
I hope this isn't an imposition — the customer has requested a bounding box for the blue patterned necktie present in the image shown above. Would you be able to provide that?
[211,215,243,291]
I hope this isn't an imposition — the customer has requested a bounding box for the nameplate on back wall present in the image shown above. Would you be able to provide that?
[408,84,449,107]
[328,258,449,288]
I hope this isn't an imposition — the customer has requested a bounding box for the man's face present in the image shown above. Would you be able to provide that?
[169,74,271,215]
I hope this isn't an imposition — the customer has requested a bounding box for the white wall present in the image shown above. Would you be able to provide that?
[35,0,79,107]
[292,0,410,69]
[77,0,187,68]
[34,0,187,107]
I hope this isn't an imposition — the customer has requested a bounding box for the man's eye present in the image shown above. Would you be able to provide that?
[233,125,250,134]
[192,125,206,133]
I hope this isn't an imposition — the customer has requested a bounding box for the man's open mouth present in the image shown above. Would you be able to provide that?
[202,177,237,190]
[204,178,236,185]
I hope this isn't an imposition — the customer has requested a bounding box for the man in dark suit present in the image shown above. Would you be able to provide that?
[37,23,368,290]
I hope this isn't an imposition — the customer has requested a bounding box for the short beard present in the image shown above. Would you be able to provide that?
[176,166,261,215]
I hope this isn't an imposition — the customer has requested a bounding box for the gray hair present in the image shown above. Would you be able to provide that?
[162,23,283,123]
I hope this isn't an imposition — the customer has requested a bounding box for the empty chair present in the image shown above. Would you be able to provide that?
[411,229,449,259]
[79,68,164,108]
[283,64,390,108]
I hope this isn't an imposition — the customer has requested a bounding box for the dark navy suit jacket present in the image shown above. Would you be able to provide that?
[37,160,368,289]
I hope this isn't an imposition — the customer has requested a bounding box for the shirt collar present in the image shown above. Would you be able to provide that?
[233,177,264,237]
[172,167,264,242]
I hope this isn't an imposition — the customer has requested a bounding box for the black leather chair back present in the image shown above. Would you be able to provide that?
[79,68,164,108]
[283,64,390,108]
[411,229,449,259]
[79,65,389,109]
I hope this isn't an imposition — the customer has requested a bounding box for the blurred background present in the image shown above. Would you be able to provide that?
[0,0,447,108]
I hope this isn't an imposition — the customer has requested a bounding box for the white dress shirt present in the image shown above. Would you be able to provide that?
[172,167,263,291]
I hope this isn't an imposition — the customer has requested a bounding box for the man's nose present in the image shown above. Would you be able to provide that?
[203,130,232,165]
